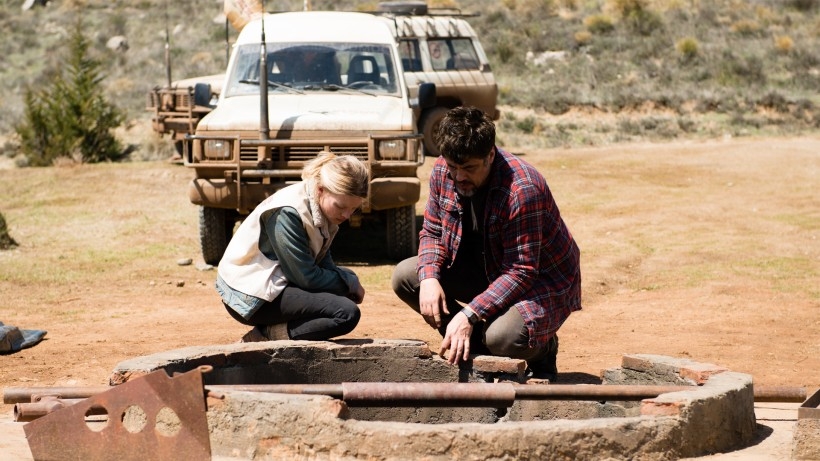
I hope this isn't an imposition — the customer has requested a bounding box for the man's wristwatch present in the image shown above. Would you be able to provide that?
[460,307,481,325]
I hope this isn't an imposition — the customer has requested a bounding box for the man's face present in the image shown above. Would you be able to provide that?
[430,43,441,59]
[444,149,494,197]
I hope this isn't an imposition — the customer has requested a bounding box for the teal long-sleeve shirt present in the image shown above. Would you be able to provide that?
[258,206,352,296]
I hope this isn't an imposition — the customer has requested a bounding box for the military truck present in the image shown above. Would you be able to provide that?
[150,2,499,264]
[186,10,436,264]
[379,1,500,156]
[146,73,223,157]
[147,2,499,158]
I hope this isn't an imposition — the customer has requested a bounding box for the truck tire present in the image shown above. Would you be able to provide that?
[199,206,236,265]
[420,106,449,157]
[386,205,417,261]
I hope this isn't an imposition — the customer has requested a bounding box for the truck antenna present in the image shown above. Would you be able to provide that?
[224,16,230,65]
[164,1,172,87]
[259,0,270,141]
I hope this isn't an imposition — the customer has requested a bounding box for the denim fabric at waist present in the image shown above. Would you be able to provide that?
[215,274,267,320]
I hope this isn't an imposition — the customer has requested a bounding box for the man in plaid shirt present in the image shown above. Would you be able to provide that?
[392,106,581,380]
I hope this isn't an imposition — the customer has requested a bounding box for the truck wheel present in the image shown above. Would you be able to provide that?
[386,205,417,261]
[420,106,449,157]
[199,206,236,265]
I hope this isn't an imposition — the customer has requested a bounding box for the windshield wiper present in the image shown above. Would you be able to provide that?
[311,83,377,96]
[238,79,304,94]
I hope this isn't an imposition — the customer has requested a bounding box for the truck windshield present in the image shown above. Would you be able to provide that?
[225,43,401,97]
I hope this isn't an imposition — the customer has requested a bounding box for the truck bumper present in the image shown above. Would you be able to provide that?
[368,177,420,211]
[189,176,420,214]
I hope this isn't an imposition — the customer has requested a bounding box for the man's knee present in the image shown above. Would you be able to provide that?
[391,256,418,296]
[485,332,528,358]
[484,314,533,359]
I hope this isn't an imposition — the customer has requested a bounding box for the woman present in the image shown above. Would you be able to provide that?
[216,153,369,342]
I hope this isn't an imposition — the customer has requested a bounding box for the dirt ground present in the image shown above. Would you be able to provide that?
[0,135,818,429]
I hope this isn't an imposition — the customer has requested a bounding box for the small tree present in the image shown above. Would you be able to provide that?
[16,19,125,165]
[0,212,18,250]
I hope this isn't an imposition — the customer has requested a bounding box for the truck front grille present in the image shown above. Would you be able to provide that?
[239,145,369,162]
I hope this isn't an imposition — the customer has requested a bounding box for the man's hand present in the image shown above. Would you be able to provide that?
[419,278,448,329]
[440,311,473,365]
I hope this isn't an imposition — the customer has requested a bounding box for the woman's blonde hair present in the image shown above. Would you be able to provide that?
[301,152,370,198]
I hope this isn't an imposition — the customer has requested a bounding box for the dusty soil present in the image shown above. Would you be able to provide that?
[0,135,818,423]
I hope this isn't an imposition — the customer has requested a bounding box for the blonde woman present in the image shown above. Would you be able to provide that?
[216,153,369,342]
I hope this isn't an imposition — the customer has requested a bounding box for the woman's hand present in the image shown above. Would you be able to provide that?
[348,276,365,303]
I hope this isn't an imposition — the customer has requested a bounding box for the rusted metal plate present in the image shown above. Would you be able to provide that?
[24,367,211,461]
[798,387,820,420]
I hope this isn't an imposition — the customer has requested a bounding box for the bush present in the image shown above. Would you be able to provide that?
[774,35,794,54]
[584,14,615,34]
[0,211,17,250]
[15,20,125,166]
[676,37,700,61]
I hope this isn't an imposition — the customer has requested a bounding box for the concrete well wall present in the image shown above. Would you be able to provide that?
[110,339,757,460]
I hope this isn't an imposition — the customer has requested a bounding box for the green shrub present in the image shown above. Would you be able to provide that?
[0,211,18,250]
[787,0,818,12]
[515,115,538,133]
[730,19,763,37]
[676,37,700,61]
[584,14,615,34]
[15,20,124,166]
[624,7,664,36]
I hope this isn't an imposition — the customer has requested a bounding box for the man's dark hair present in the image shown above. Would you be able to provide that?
[434,106,495,164]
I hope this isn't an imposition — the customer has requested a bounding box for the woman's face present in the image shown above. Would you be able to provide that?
[317,187,363,225]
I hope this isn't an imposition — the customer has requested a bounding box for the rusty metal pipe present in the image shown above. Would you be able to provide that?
[14,398,87,422]
[205,383,692,406]
[6,383,808,408]
[207,383,809,405]
[4,386,111,404]
[752,386,807,403]
[342,382,517,407]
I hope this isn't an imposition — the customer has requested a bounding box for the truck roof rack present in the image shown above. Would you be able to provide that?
[371,1,480,18]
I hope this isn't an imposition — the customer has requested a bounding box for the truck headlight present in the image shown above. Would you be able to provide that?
[203,139,232,160]
[378,139,405,160]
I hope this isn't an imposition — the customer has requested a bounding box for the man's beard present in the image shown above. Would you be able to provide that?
[455,181,476,197]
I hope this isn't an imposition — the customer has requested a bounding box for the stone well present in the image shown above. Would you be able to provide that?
[110,339,757,460]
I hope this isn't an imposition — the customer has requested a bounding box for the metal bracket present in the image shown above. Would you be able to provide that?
[24,366,212,461]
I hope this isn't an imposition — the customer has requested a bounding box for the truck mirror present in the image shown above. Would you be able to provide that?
[415,82,436,110]
[193,83,212,107]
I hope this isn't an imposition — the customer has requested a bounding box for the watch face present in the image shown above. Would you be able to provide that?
[462,308,478,324]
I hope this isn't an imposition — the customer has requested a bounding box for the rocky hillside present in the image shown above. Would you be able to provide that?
[0,0,818,153]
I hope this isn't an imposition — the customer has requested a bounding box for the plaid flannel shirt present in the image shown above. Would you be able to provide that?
[417,148,582,348]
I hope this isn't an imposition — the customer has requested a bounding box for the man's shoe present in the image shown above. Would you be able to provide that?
[239,326,267,343]
[527,334,559,382]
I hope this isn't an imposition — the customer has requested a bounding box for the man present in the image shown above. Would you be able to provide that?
[391,106,581,380]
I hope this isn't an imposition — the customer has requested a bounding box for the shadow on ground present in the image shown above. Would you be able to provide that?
[331,213,419,265]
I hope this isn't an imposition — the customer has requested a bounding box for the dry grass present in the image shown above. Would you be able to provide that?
[0,136,818,397]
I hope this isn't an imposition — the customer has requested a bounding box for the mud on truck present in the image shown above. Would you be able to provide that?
[149,2,499,264]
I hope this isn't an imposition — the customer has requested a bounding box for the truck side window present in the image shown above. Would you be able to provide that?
[428,39,451,71]
[398,39,422,72]
[446,38,481,70]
